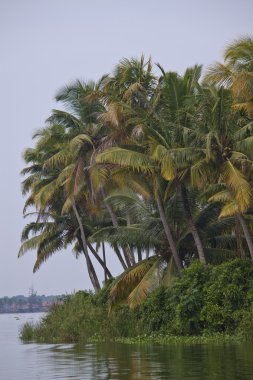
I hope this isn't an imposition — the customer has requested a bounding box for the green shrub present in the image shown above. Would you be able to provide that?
[137,261,211,335]
[137,259,253,336]
[20,259,253,343]
[20,322,35,341]
[201,259,253,333]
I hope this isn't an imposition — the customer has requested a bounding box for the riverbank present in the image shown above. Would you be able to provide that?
[20,260,253,344]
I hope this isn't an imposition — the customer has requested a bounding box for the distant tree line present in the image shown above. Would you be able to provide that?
[0,293,64,313]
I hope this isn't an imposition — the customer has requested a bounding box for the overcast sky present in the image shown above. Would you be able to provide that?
[0,0,252,297]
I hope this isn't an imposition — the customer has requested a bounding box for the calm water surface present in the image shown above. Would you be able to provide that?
[1,313,253,379]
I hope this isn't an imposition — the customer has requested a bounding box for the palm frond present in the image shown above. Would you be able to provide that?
[208,190,232,204]
[18,235,42,257]
[150,144,175,180]
[127,258,167,309]
[109,257,157,310]
[96,147,155,174]
[204,62,233,88]
[221,160,251,212]
[219,201,239,218]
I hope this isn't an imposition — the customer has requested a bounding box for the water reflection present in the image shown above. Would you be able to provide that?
[44,341,253,380]
[1,314,253,379]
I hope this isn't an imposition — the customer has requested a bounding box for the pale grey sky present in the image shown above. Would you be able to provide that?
[0,0,252,296]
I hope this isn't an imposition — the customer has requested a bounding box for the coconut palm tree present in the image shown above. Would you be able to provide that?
[147,65,207,264]
[48,80,130,271]
[20,119,109,291]
[99,188,238,309]
[204,36,253,117]
[188,85,253,261]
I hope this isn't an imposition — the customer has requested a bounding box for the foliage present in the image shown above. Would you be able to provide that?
[20,37,253,294]
[18,37,253,344]
[20,289,138,343]
[138,261,212,335]
[201,259,253,332]
[21,259,253,343]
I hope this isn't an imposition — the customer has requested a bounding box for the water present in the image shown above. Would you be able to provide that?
[1,313,253,379]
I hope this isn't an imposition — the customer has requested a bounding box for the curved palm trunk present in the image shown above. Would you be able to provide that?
[113,244,128,270]
[102,243,107,282]
[126,210,136,265]
[156,192,183,276]
[72,203,101,292]
[124,246,136,266]
[87,241,112,278]
[180,185,206,264]
[237,214,253,262]
[102,189,133,267]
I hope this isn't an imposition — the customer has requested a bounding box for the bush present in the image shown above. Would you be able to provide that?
[138,259,253,336]
[201,259,253,333]
[20,322,35,341]
[20,259,253,342]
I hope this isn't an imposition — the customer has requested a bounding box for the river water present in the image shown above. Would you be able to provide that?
[1,313,253,379]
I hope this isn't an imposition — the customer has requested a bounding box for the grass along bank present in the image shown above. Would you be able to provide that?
[20,259,253,344]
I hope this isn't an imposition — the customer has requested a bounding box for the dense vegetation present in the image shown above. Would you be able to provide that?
[21,260,253,343]
[19,36,253,340]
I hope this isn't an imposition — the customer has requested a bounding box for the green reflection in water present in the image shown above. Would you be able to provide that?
[49,341,253,380]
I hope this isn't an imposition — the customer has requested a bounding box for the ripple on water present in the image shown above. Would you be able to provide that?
[1,314,253,379]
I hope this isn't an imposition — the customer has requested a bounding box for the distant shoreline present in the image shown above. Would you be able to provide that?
[0,309,48,314]
[0,294,64,314]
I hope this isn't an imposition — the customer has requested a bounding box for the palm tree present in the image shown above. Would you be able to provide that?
[204,37,253,117]
[96,146,183,274]
[189,85,253,261]
[20,44,253,306]
[20,117,108,291]
[148,66,207,264]
[49,79,130,271]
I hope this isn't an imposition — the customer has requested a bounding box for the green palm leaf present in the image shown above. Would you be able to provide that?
[127,258,167,309]
[109,257,157,311]
[221,160,251,212]
[96,147,155,173]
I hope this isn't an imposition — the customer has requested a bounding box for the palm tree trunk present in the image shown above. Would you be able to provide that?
[102,243,107,282]
[235,217,244,258]
[104,197,118,226]
[113,244,128,270]
[102,188,132,267]
[126,211,136,265]
[137,247,142,262]
[156,192,183,276]
[87,241,112,278]
[237,214,253,262]
[180,184,206,264]
[72,203,101,292]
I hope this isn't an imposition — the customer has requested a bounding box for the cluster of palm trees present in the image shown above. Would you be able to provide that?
[19,37,253,308]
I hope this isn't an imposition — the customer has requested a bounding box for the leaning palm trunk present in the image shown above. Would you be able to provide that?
[237,214,253,262]
[102,243,107,282]
[72,203,101,292]
[180,185,206,264]
[126,210,137,264]
[156,193,183,276]
[102,189,134,267]
[113,244,128,270]
[87,241,112,278]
